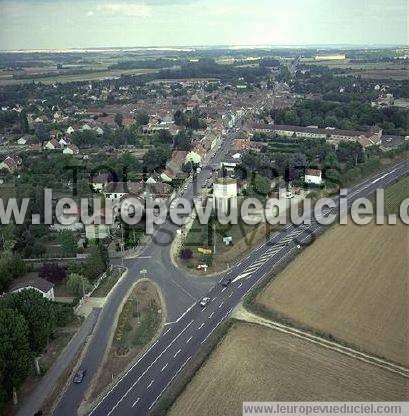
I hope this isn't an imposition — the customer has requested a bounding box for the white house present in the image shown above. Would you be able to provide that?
[17,136,31,145]
[44,139,59,150]
[59,138,68,147]
[80,124,92,131]
[305,169,323,185]
[63,144,80,155]
[10,277,55,301]
[66,126,75,135]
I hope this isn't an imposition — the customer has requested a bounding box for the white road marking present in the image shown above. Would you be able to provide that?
[221,287,226,292]
[175,303,195,322]
[163,327,172,336]
[103,319,194,416]
[148,356,192,411]
[211,296,217,301]
[147,380,154,389]
[161,363,168,372]
[209,312,214,319]
[131,397,140,408]
[232,271,252,282]
[238,282,242,288]
[228,292,233,298]
[219,301,224,308]
[201,308,233,345]
[198,323,205,330]
[186,336,193,343]
[174,349,181,358]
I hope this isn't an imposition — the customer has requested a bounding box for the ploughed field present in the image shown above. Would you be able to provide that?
[256,219,408,366]
[168,323,408,416]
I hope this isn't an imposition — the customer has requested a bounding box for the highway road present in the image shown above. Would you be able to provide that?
[53,128,238,415]
[85,159,409,416]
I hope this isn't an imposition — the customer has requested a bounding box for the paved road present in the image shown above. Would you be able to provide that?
[18,309,100,416]
[53,129,237,415]
[86,159,409,416]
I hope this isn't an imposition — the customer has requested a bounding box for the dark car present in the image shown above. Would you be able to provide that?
[221,278,232,287]
[73,369,86,384]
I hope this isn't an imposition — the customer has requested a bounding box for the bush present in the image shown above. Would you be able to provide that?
[179,248,193,260]
[66,273,92,297]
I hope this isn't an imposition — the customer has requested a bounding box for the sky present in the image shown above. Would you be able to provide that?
[0,0,407,50]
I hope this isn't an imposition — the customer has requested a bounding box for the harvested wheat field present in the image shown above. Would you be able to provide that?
[256,220,408,366]
[168,323,408,416]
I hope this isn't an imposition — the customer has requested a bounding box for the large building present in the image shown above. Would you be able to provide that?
[251,123,383,148]
[315,54,346,61]
[213,178,238,215]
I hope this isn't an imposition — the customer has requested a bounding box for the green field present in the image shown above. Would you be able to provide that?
[0,67,158,86]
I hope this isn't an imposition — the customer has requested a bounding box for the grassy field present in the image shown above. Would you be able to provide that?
[91,267,124,297]
[305,60,409,80]
[349,69,409,80]
[255,218,408,366]
[180,215,278,272]
[0,67,157,86]
[168,323,408,416]
[381,175,409,215]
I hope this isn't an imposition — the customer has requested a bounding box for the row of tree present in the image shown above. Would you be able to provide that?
[0,290,72,410]
[269,99,409,135]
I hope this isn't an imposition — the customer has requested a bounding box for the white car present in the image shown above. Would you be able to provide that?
[199,297,211,307]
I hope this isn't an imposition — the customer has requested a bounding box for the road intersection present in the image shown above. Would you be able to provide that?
[54,127,409,415]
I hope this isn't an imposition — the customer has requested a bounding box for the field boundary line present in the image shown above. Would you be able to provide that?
[234,306,409,378]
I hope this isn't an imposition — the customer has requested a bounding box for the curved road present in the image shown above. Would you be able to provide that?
[54,143,409,415]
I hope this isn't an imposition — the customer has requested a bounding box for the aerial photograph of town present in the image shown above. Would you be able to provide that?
[0,1,408,415]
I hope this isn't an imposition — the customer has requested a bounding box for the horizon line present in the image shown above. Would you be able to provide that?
[1,43,408,53]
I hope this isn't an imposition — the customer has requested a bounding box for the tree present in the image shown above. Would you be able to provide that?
[81,245,108,280]
[0,252,26,293]
[0,223,17,251]
[71,130,97,147]
[173,132,192,151]
[158,129,173,144]
[252,174,271,195]
[182,162,194,174]
[39,263,67,284]
[134,112,149,126]
[143,146,171,172]
[0,308,32,409]
[34,123,49,143]
[114,113,123,127]
[336,141,364,166]
[19,110,29,134]
[66,273,91,297]
[58,230,77,257]
[0,290,57,354]
[174,110,187,126]
[179,248,193,260]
